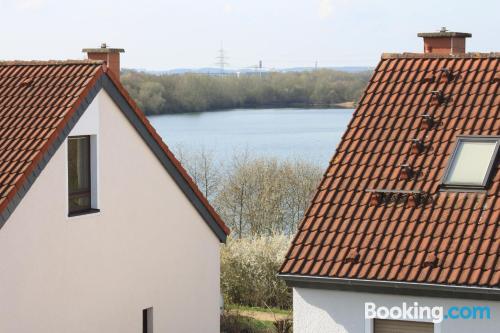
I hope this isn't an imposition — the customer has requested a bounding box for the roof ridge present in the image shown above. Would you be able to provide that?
[381,52,500,59]
[0,60,105,66]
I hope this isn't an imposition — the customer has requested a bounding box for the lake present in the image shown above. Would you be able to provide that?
[148,108,354,167]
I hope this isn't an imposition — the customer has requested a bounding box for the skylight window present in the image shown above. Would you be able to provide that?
[443,136,499,189]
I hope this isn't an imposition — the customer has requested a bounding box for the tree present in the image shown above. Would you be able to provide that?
[121,69,372,114]
[174,146,221,201]
[212,154,322,237]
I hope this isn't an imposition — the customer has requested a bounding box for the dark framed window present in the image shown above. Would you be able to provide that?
[374,319,433,333]
[68,136,92,215]
[442,136,500,190]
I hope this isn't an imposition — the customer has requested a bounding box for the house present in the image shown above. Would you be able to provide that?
[0,45,229,333]
[279,30,499,333]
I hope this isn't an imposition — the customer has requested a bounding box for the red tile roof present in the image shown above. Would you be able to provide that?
[0,60,229,239]
[280,53,499,290]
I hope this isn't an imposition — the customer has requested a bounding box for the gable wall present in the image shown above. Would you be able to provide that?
[0,90,221,333]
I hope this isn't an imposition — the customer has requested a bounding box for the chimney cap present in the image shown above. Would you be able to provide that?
[82,43,124,54]
[417,29,472,38]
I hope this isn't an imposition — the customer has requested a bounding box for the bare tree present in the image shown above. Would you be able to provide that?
[175,148,322,237]
[213,154,322,237]
[174,146,221,201]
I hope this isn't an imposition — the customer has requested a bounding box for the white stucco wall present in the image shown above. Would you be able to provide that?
[0,90,221,333]
[294,287,499,333]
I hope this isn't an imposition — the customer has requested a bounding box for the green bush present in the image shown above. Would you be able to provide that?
[221,235,292,309]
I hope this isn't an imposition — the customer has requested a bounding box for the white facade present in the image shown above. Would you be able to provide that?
[0,90,221,333]
[293,287,499,333]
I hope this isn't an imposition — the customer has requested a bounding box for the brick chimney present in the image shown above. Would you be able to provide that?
[417,27,471,55]
[83,43,125,79]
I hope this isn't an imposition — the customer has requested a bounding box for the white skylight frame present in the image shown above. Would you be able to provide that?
[442,136,500,190]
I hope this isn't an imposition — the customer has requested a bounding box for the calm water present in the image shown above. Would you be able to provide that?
[148,108,354,166]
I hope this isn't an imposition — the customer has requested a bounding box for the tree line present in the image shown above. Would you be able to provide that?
[121,69,371,114]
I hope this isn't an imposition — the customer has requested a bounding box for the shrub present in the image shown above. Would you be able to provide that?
[221,311,275,333]
[273,319,293,333]
[221,235,292,309]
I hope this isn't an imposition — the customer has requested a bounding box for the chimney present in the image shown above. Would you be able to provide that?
[83,43,125,79]
[417,27,471,55]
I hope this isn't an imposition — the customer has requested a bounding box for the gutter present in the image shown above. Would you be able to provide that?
[278,274,500,301]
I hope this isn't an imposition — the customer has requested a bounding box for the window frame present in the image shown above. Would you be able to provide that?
[373,318,434,333]
[143,307,153,333]
[67,135,94,216]
[441,135,500,190]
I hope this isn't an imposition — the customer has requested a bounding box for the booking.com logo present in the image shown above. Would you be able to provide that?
[365,302,491,324]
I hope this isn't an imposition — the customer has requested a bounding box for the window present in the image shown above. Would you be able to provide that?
[374,319,433,333]
[442,136,499,189]
[143,308,153,333]
[68,136,92,215]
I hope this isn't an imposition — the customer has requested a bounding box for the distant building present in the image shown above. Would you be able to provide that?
[280,29,499,333]
[0,45,229,332]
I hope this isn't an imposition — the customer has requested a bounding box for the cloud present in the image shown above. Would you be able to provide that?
[318,0,333,19]
[13,0,45,10]
[224,2,234,14]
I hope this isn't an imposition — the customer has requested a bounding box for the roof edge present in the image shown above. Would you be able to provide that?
[381,52,500,59]
[101,70,229,241]
[278,274,500,301]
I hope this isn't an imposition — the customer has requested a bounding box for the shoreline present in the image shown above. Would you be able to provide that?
[147,102,356,117]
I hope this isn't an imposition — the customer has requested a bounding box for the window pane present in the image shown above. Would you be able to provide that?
[68,136,91,213]
[446,141,497,185]
[69,194,91,213]
[68,137,90,193]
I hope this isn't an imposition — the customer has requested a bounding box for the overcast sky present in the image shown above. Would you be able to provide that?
[1,0,498,70]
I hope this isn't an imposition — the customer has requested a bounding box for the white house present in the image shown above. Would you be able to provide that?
[279,30,499,333]
[0,46,229,333]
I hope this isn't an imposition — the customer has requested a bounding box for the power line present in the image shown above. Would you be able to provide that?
[215,42,229,76]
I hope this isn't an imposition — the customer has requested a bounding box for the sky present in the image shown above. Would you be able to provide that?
[0,0,499,70]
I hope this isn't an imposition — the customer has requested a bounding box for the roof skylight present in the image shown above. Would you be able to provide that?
[443,136,499,189]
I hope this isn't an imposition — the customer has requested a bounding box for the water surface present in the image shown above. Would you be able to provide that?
[148,108,354,166]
